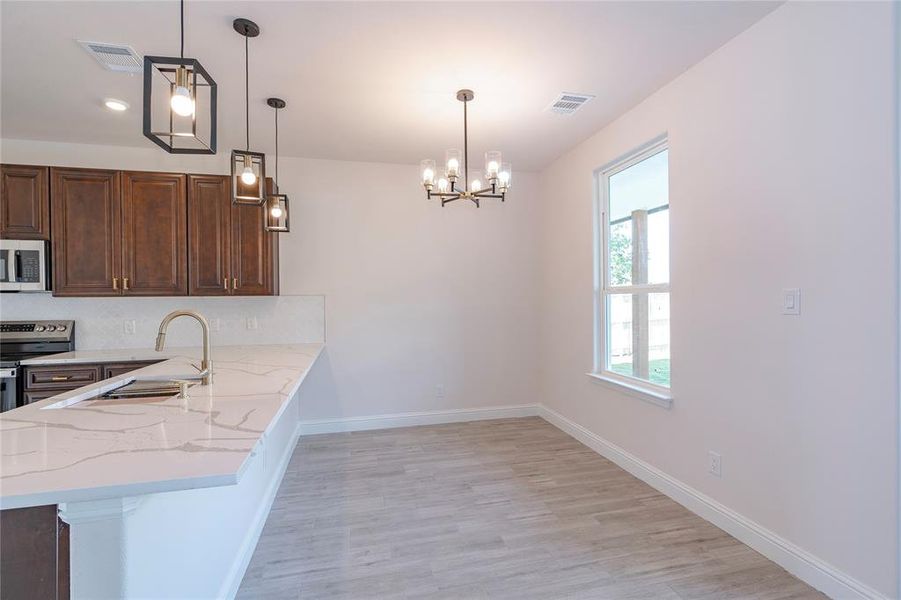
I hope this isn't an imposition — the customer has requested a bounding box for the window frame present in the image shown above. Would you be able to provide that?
[590,136,672,406]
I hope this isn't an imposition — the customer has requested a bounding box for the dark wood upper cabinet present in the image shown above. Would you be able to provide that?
[188,175,231,295]
[121,172,187,296]
[232,201,278,296]
[1,164,50,240]
[50,168,121,296]
[188,174,278,296]
[43,167,277,298]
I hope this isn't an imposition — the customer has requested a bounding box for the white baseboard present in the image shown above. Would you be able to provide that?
[298,403,541,435]
[218,420,303,600]
[537,405,889,600]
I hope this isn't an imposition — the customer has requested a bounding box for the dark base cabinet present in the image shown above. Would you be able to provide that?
[22,361,162,406]
[0,505,69,600]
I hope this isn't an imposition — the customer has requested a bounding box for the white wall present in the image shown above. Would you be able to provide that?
[0,139,543,419]
[536,2,898,597]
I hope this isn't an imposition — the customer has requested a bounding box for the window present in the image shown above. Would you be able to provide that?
[594,139,670,398]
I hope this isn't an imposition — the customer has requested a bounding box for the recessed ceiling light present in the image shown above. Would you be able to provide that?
[104,98,129,112]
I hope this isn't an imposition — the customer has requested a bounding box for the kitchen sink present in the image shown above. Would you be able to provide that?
[99,379,196,400]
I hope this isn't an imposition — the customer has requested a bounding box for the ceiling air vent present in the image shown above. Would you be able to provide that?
[78,40,142,73]
[547,92,595,115]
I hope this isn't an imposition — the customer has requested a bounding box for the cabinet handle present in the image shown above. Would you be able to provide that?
[50,375,70,382]
[223,277,228,290]
[232,278,237,290]
[112,277,119,290]
[123,277,129,291]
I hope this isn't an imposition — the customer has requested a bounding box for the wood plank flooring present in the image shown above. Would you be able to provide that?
[237,417,825,599]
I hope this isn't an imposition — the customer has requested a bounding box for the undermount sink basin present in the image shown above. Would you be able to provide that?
[99,380,197,400]
[41,377,199,409]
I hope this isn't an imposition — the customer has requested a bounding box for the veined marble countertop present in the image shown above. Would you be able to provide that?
[19,348,181,365]
[0,343,323,510]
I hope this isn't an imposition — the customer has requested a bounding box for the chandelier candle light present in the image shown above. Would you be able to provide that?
[142,0,217,154]
[265,97,290,232]
[231,18,266,205]
[420,89,511,207]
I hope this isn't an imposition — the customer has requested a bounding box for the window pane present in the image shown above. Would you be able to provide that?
[606,292,670,387]
[607,149,669,286]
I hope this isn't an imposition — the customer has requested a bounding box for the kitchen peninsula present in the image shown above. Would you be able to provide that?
[0,343,323,599]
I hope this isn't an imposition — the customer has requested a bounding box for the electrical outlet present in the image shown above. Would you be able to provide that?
[435,384,445,399]
[708,451,722,478]
[123,319,136,335]
[245,316,258,330]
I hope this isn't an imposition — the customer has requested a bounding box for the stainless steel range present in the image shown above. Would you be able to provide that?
[0,320,75,412]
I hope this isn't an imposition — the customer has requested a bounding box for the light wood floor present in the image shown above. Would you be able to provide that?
[237,417,825,599]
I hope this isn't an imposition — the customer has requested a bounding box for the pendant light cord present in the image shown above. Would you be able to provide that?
[245,34,250,151]
[274,107,279,187]
[179,0,184,58]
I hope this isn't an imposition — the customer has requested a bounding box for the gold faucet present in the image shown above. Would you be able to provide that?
[155,310,213,385]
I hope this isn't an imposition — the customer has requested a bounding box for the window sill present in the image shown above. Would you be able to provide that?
[585,372,673,409]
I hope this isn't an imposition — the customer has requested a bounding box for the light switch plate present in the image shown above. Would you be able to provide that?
[782,288,800,315]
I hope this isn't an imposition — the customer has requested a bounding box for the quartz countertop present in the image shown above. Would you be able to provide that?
[0,343,323,509]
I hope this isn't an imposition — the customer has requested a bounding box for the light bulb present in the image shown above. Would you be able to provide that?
[270,205,283,219]
[437,178,449,193]
[170,86,194,117]
[499,171,510,185]
[240,166,257,185]
[487,161,499,175]
[447,158,459,174]
[422,168,435,183]
[471,179,482,192]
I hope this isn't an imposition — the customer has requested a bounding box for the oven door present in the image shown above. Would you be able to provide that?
[0,240,49,292]
[0,366,18,412]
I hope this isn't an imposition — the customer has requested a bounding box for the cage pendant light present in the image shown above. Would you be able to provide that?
[264,98,291,232]
[231,18,266,205]
[143,0,217,154]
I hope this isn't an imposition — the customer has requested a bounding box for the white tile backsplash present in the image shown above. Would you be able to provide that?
[0,294,324,350]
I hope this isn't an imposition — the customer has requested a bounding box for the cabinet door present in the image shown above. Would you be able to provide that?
[1,165,50,240]
[24,364,102,391]
[187,175,231,295]
[121,172,187,296]
[102,361,161,379]
[0,505,61,600]
[50,168,121,296]
[231,178,279,296]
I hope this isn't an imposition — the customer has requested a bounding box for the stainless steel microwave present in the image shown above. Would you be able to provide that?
[0,240,50,292]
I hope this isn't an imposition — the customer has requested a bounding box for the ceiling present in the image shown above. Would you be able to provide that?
[0,1,780,171]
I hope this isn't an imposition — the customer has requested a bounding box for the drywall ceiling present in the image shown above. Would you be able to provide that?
[0,1,780,171]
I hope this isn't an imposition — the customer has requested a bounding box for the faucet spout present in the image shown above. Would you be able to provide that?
[155,310,213,385]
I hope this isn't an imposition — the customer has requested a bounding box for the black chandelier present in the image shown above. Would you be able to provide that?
[143,0,217,154]
[265,97,290,232]
[231,18,266,205]
[420,89,511,207]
